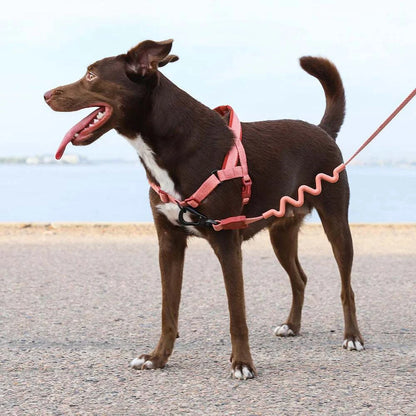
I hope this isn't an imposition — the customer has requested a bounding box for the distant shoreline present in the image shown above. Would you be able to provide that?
[0,155,138,165]
[0,156,415,168]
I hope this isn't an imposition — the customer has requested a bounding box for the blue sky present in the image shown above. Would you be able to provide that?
[1,0,415,161]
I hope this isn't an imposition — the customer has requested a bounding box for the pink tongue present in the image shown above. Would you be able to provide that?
[55,127,81,160]
[55,108,102,160]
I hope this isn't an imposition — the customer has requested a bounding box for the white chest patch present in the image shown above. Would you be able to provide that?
[126,135,180,200]
[124,135,201,235]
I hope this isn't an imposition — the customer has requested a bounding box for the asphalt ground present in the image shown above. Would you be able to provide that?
[1,223,415,415]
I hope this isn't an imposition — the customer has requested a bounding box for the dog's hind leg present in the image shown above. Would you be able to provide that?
[209,230,256,380]
[131,210,187,370]
[315,183,364,351]
[269,218,308,337]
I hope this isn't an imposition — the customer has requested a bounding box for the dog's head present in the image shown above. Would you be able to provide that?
[44,39,178,159]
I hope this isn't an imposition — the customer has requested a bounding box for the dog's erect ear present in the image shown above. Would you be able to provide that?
[126,39,174,79]
[158,54,179,68]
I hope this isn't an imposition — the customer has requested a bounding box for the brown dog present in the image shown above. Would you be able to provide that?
[44,39,364,380]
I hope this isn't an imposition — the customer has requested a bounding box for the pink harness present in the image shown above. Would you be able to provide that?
[150,89,416,231]
[149,105,252,230]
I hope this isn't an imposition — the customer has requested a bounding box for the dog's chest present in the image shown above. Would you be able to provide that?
[126,135,180,199]
[125,135,200,234]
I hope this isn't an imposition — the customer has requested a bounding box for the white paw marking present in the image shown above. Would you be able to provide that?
[274,324,295,337]
[143,360,154,369]
[233,368,243,379]
[343,339,364,351]
[130,357,145,369]
[130,357,155,369]
[232,365,254,380]
[242,366,253,379]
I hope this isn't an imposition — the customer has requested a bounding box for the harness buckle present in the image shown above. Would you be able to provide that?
[241,174,252,205]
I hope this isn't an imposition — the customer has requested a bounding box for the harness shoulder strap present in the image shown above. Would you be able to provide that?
[214,105,252,204]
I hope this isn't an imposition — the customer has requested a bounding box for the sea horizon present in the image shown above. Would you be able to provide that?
[1,162,415,224]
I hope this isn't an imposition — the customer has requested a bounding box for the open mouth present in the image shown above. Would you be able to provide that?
[55,104,113,160]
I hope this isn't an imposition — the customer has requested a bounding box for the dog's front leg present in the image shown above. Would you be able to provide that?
[209,231,256,380]
[131,216,187,371]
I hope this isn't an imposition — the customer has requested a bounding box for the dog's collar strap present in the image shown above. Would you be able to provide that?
[149,105,252,210]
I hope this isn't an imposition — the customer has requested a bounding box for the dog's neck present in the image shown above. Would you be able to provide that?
[126,73,234,197]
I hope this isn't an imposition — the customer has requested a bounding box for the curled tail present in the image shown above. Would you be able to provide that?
[300,56,346,140]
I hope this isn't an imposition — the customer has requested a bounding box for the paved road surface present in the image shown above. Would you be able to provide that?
[1,224,415,415]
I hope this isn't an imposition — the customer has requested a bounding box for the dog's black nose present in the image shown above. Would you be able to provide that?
[44,90,53,102]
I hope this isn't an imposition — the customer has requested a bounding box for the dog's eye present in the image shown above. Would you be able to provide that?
[86,71,97,81]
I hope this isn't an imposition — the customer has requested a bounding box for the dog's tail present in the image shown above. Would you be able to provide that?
[300,56,345,140]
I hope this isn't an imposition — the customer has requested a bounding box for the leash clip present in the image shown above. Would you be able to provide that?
[177,204,219,228]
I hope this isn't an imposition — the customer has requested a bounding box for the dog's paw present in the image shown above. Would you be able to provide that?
[130,356,154,370]
[231,362,256,380]
[343,337,364,351]
[273,324,295,337]
[130,354,166,370]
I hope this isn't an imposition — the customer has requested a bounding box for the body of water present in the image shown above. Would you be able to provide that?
[1,163,415,223]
